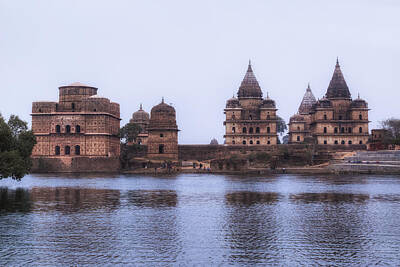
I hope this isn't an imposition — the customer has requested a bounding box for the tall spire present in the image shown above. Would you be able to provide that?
[237,61,263,98]
[298,84,317,114]
[325,58,351,99]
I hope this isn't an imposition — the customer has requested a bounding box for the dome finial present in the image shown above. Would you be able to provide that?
[358,93,360,99]
[307,82,311,91]
[267,92,269,99]
[249,59,251,66]
[336,56,340,66]
[162,97,164,103]
[140,103,143,110]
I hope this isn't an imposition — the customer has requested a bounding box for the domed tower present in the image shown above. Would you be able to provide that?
[308,59,370,145]
[224,61,278,145]
[147,98,179,160]
[129,104,150,145]
[288,84,317,143]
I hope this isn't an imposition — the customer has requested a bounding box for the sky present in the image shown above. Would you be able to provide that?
[0,0,399,144]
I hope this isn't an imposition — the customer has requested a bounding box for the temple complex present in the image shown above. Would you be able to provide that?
[147,98,179,160]
[224,62,278,145]
[31,82,121,157]
[288,59,370,145]
[129,104,149,145]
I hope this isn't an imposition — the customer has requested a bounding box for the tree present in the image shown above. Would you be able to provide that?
[120,122,142,144]
[0,114,36,180]
[276,115,287,135]
[380,118,400,145]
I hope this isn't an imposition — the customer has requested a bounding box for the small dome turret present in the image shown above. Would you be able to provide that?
[148,98,178,130]
[226,96,239,108]
[131,104,150,123]
[261,93,276,108]
[351,94,368,108]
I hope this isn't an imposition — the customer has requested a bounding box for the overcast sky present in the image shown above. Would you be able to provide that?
[0,0,399,144]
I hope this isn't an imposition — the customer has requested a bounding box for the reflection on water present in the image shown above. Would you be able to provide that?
[225,191,280,206]
[0,188,32,213]
[128,190,177,208]
[1,174,400,265]
[290,192,370,203]
[225,191,280,265]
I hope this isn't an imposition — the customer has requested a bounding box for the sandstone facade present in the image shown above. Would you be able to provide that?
[224,62,278,145]
[31,82,121,158]
[147,98,179,160]
[289,60,370,145]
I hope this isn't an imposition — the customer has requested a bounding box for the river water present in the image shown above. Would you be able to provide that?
[1,174,400,266]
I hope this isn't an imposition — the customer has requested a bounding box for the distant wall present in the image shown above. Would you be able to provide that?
[31,156,120,173]
[178,144,366,161]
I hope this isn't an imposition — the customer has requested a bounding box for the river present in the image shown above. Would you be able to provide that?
[1,174,400,265]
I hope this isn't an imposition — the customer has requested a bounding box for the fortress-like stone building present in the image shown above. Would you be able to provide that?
[224,62,278,145]
[31,82,120,157]
[289,60,369,145]
[129,104,149,145]
[147,98,179,160]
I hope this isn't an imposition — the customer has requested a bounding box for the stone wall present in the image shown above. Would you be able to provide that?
[31,156,120,173]
[178,144,366,162]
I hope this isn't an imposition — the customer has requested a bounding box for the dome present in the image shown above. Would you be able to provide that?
[316,97,332,108]
[132,104,149,122]
[261,93,276,108]
[151,100,176,116]
[237,61,263,98]
[226,96,239,108]
[210,138,218,145]
[325,59,351,99]
[298,84,317,114]
[148,98,178,130]
[351,95,368,108]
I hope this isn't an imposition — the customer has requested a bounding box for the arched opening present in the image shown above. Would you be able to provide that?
[324,140,327,144]
[297,136,300,141]
[249,140,253,144]
[232,127,235,133]
[75,145,80,155]
[341,140,345,145]
[267,141,270,144]
[348,140,352,145]
[339,115,343,120]
[72,103,75,111]
[76,125,81,133]
[232,140,235,144]
[359,127,363,133]
[242,140,246,145]
[55,146,60,155]
[160,133,164,137]
[159,144,164,154]
[249,127,254,134]
[348,127,352,133]
[256,127,260,133]
[341,127,345,133]
[334,127,338,133]
[334,140,338,144]
[66,125,71,133]
[267,127,270,133]
[324,114,327,120]
[323,127,327,133]
[256,140,260,144]
[242,127,247,133]
[359,140,363,144]
[65,146,70,155]
[249,115,252,120]
[56,125,61,133]
[359,114,362,120]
